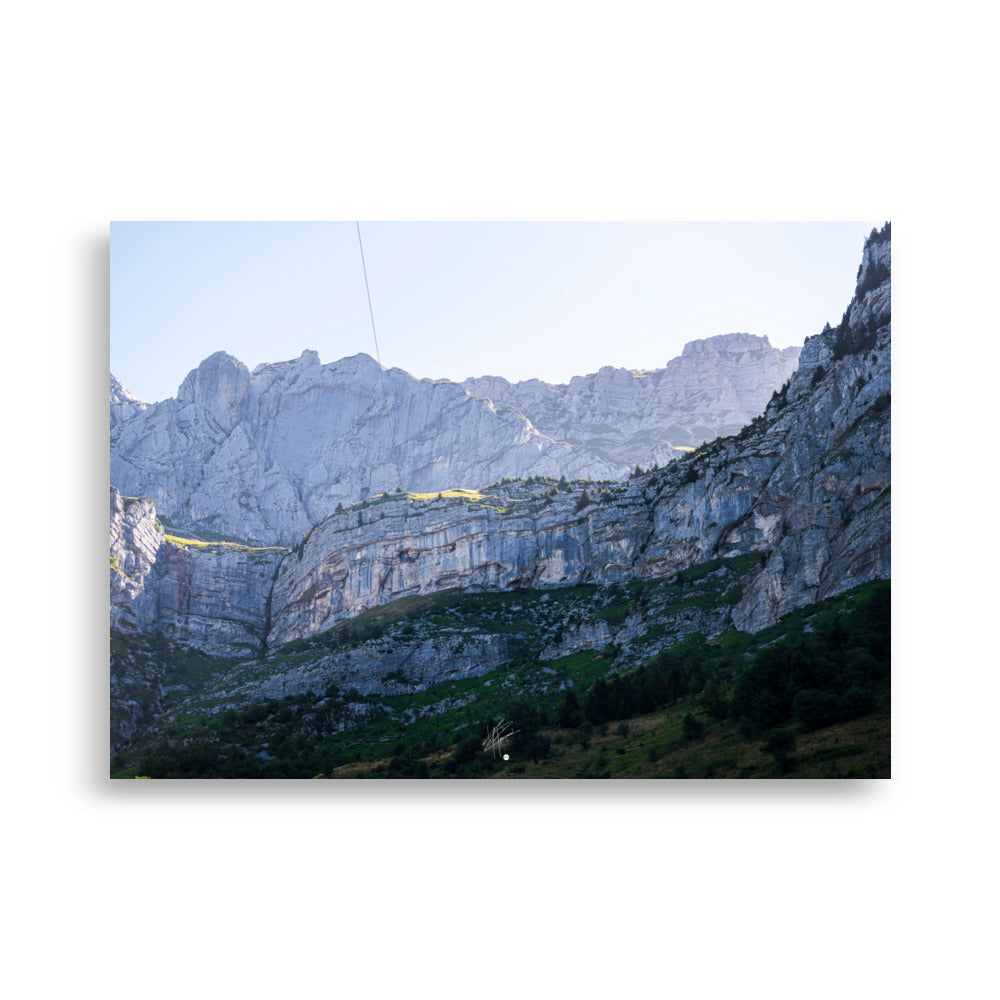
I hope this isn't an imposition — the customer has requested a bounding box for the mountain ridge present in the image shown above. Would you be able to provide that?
[110,332,800,545]
[463,332,800,469]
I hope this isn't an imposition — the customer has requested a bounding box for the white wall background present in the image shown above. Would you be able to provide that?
[4,2,996,998]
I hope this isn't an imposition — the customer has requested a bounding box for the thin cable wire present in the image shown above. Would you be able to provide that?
[356,221,403,492]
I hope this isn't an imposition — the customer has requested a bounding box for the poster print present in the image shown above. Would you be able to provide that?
[110,222,890,779]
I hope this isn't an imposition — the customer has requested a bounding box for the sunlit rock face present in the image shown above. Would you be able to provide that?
[265,486,654,648]
[109,487,163,635]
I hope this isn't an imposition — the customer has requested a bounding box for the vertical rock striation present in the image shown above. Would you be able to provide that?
[110,486,286,656]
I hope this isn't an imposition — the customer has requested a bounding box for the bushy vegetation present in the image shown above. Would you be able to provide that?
[728,581,888,736]
[545,579,888,763]
[112,569,889,779]
[737,413,769,441]
[829,309,884,362]
[768,379,790,412]
[855,258,890,299]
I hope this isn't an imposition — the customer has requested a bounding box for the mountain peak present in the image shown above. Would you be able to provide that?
[110,373,141,405]
[329,352,383,376]
[177,351,252,415]
[110,374,149,428]
[681,333,773,357]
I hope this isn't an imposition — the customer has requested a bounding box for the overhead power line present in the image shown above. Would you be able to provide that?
[355,222,404,493]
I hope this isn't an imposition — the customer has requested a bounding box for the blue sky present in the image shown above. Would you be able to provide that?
[111,221,879,403]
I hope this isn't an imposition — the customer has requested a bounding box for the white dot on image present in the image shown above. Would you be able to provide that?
[503,754,509,761]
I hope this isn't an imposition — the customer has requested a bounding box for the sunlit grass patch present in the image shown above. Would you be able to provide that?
[164,535,288,554]
[164,535,216,548]
[407,488,485,501]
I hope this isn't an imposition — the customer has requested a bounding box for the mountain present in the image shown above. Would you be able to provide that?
[463,333,800,468]
[110,335,798,545]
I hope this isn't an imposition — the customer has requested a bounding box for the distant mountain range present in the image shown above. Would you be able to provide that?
[110,333,799,545]
[464,332,800,467]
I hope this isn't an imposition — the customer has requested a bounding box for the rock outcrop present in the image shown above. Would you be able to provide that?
[241,633,514,701]
[109,487,163,634]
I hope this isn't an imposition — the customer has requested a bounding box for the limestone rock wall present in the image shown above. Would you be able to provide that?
[266,489,652,648]
[110,487,164,634]
[463,333,801,468]
[110,486,286,656]
[111,350,620,545]
[111,333,799,545]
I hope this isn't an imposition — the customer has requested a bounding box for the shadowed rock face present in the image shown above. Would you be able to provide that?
[109,228,889,662]
[110,332,799,545]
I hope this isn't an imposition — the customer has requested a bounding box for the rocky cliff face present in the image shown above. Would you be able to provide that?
[109,487,163,633]
[110,487,286,657]
[110,333,798,545]
[110,227,889,669]
[266,486,650,648]
[464,333,800,467]
[110,350,619,545]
